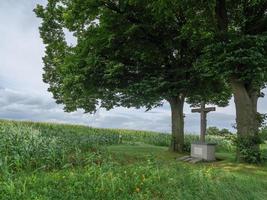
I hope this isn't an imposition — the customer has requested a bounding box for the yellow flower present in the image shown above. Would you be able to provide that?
[136,187,140,193]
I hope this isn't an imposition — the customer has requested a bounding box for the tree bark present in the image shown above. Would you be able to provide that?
[168,94,185,152]
[215,0,228,33]
[230,78,260,161]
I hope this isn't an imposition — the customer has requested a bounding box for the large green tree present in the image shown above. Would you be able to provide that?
[35,0,230,152]
[197,0,267,162]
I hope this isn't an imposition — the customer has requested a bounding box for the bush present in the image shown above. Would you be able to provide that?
[207,127,221,136]
[234,135,262,163]
[259,127,267,141]
[182,134,235,153]
[220,128,233,136]
[207,127,233,136]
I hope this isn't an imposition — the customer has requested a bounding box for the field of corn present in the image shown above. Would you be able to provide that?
[0,119,266,200]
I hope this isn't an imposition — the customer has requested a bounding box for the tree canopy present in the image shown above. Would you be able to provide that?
[35,0,231,152]
[195,0,267,162]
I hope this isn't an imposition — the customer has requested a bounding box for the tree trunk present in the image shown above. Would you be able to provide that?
[168,94,185,152]
[230,78,260,162]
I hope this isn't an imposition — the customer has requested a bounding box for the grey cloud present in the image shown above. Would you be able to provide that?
[0,88,90,125]
[0,87,168,132]
[0,87,252,134]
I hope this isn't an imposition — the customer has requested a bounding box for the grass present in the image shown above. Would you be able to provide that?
[0,119,266,199]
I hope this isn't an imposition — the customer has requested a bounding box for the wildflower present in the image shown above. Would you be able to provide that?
[136,187,140,192]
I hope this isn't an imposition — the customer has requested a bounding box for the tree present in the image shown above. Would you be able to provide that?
[197,0,267,162]
[35,0,230,152]
[207,127,232,136]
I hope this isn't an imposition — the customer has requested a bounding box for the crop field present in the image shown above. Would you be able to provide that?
[0,120,266,200]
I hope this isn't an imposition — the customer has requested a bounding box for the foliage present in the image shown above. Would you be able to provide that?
[1,157,267,200]
[0,122,111,174]
[260,127,267,140]
[0,120,235,153]
[220,128,233,136]
[234,135,263,163]
[194,0,267,162]
[0,120,267,199]
[183,134,235,153]
[196,0,267,86]
[207,127,222,136]
[207,126,233,136]
[34,0,231,113]
[258,113,267,128]
[198,35,267,88]
[34,1,232,153]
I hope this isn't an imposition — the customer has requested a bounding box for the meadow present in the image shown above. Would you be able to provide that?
[0,120,266,200]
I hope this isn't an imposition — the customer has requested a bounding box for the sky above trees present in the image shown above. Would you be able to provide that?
[0,0,266,133]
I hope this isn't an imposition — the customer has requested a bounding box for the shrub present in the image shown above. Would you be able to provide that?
[234,135,262,163]
[182,134,235,153]
[207,127,221,136]
[259,127,267,141]
[207,127,233,136]
[220,128,233,136]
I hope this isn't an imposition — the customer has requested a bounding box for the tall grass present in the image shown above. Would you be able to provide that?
[0,120,235,153]
[0,120,266,200]
[0,120,235,175]
[0,155,266,200]
[0,122,112,174]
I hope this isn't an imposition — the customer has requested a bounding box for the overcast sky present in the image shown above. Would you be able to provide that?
[0,0,266,134]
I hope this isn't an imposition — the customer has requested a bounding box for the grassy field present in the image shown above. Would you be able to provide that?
[0,120,266,200]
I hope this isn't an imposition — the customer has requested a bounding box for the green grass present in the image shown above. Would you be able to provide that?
[0,119,266,200]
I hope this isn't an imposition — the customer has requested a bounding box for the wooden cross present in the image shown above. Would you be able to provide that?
[191,102,216,143]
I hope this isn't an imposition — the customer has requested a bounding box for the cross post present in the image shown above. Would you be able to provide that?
[191,102,216,142]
